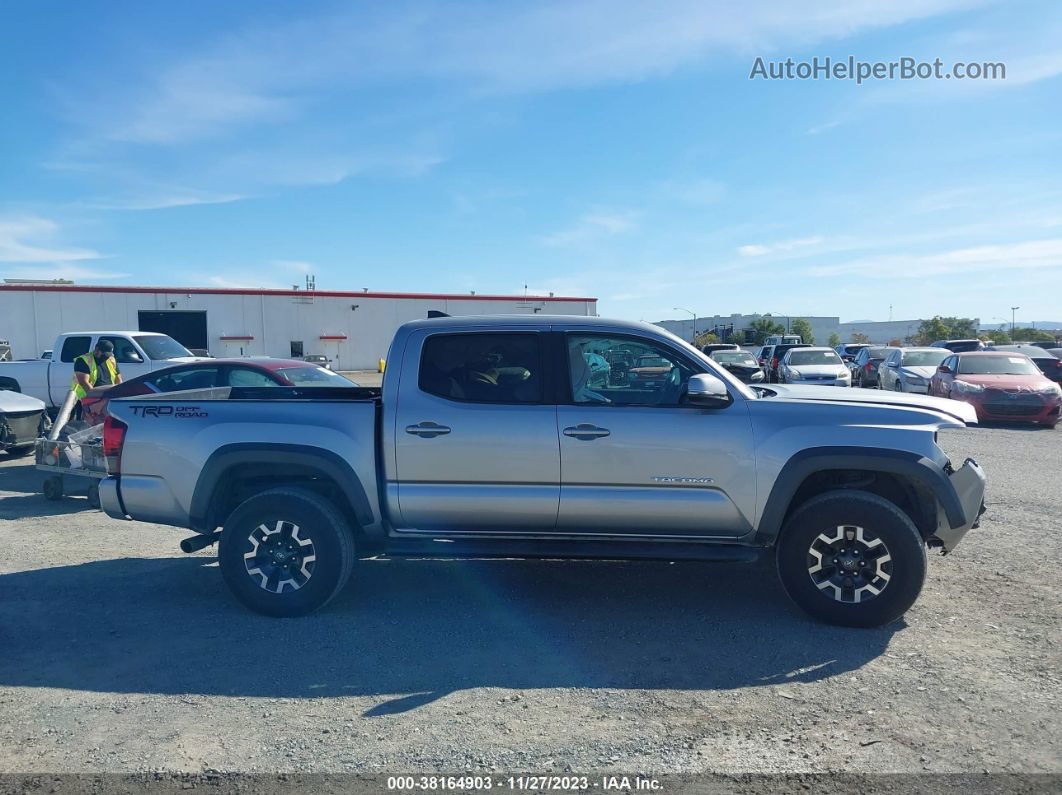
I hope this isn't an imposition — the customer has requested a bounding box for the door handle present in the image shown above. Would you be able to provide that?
[405,421,451,438]
[562,424,611,440]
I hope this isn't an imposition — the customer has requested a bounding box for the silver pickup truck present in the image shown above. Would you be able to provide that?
[99,315,986,627]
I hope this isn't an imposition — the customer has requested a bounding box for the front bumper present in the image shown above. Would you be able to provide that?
[931,458,986,553]
[959,392,1061,424]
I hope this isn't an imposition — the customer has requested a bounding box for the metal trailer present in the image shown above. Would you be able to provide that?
[34,387,107,505]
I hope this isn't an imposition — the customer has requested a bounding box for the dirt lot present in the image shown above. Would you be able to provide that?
[0,424,1059,779]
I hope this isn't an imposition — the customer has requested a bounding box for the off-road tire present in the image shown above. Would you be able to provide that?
[777,489,927,628]
[218,487,356,617]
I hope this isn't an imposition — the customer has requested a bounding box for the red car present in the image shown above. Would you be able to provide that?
[81,358,355,426]
[928,351,1062,427]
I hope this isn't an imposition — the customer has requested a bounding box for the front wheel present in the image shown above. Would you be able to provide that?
[218,487,356,617]
[776,490,927,627]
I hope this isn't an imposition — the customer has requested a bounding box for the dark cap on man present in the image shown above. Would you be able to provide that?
[95,339,114,354]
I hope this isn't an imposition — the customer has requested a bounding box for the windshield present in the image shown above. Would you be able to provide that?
[903,350,948,367]
[274,367,357,386]
[713,352,757,366]
[957,355,1039,375]
[788,350,842,366]
[133,335,193,360]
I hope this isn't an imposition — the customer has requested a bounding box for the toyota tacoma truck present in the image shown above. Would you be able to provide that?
[0,331,204,407]
[98,315,986,627]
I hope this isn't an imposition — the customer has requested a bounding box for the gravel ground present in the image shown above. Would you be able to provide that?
[0,424,1059,779]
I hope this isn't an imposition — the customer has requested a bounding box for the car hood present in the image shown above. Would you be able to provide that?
[758,383,978,425]
[789,365,847,377]
[900,366,937,379]
[951,373,1053,391]
[0,389,46,413]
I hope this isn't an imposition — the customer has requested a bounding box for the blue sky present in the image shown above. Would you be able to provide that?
[1,0,1060,324]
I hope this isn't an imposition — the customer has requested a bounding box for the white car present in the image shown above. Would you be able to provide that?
[778,347,851,387]
[878,347,950,393]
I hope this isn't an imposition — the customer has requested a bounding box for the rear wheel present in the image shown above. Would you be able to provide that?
[218,487,355,617]
[776,490,927,627]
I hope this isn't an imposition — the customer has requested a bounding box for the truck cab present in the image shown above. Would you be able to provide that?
[0,331,202,407]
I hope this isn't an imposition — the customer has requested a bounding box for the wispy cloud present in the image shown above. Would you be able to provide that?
[59,0,987,147]
[542,210,640,247]
[808,238,1062,278]
[1,263,128,281]
[87,191,248,211]
[0,216,102,263]
[738,236,824,257]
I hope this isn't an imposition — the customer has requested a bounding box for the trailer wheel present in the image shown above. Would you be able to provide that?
[218,487,355,617]
[43,476,64,501]
[86,482,101,508]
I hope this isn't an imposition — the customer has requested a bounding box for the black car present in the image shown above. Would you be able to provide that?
[850,346,896,388]
[993,345,1062,383]
[765,343,811,383]
[930,339,986,353]
[709,349,764,383]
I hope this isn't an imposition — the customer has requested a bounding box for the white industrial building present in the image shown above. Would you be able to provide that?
[0,284,597,369]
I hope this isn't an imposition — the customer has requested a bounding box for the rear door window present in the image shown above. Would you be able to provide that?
[60,336,91,362]
[225,367,279,387]
[419,333,543,403]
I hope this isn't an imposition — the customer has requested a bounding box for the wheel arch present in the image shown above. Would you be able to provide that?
[189,443,375,538]
[755,446,963,544]
[0,376,21,393]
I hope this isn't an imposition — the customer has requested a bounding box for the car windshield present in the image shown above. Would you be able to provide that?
[788,350,841,366]
[902,350,948,367]
[713,352,757,366]
[274,367,357,386]
[133,335,193,360]
[957,355,1039,375]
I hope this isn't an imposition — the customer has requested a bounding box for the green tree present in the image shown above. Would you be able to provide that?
[828,332,841,347]
[1009,327,1055,343]
[693,331,720,348]
[913,316,951,346]
[983,329,1011,344]
[850,331,870,344]
[789,317,815,345]
[749,316,785,345]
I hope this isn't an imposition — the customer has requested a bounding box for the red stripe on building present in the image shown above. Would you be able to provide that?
[0,284,596,303]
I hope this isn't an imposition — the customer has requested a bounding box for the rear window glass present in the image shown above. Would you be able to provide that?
[60,336,91,362]
[420,333,543,403]
[712,352,757,365]
[274,367,355,386]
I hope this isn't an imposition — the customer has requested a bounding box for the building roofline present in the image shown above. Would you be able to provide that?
[0,283,596,303]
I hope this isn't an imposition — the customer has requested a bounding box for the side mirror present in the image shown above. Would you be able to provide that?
[686,373,731,408]
[937,365,951,374]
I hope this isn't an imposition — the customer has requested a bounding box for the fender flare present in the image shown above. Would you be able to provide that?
[189,443,375,532]
[756,446,965,542]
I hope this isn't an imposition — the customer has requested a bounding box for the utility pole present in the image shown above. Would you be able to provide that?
[1011,306,1020,336]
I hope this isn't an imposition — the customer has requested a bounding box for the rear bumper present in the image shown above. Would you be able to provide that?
[931,458,986,553]
[100,474,190,528]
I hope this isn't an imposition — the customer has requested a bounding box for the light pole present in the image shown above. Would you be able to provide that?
[1010,306,1020,336]
[763,312,790,333]
[674,307,697,341]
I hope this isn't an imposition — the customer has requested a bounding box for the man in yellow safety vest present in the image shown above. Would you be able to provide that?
[71,339,123,418]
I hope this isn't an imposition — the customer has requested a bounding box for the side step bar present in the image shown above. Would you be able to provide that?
[380,537,763,563]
